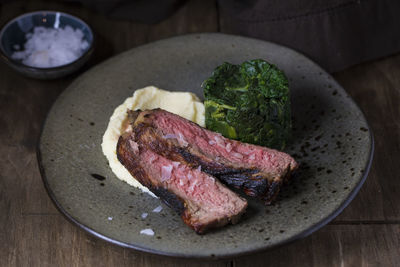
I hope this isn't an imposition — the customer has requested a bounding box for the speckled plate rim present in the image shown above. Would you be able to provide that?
[37,33,374,259]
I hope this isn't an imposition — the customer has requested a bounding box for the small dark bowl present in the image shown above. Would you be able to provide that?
[0,11,94,79]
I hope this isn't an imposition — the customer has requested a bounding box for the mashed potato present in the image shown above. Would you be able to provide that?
[101,86,205,196]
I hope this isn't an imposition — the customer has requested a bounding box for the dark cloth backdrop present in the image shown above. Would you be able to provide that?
[66,0,400,72]
[218,0,400,72]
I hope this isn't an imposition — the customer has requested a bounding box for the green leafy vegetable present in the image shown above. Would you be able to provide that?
[202,59,291,149]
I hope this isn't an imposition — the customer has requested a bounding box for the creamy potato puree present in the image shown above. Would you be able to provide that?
[102,86,205,196]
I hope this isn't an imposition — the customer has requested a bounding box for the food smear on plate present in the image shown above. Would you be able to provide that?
[11,26,89,68]
[117,112,248,234]
[120,109,298,206]
[101,86,205,196]
[203,59,291,150]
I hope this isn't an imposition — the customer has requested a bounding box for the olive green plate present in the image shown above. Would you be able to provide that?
[38,33,373,259]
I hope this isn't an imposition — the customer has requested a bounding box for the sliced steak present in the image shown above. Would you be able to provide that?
[117,127,248,234]
[128,109,298,204]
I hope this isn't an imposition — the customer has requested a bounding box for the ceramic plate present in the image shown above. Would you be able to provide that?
[38,33,373,259]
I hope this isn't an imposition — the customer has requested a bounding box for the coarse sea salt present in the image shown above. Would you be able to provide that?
[161,165,173,181]
[141,212,148,219]
[140,229,154,236]
[11,25,89,68]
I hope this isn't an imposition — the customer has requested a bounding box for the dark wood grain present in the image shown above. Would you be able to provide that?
[235,224,400,267]
[1,0,400,266]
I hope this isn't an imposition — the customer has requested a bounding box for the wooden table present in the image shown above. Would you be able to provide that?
[1,1,399,266]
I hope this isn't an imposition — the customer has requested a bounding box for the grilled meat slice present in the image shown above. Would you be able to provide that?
[117,128,248,234]
[127,109,298,204]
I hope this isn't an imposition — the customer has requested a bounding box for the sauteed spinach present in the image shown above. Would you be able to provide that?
[203,59,291,149]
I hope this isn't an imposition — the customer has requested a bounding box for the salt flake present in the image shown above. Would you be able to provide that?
[140,229,154,236]
[152,205,163,213]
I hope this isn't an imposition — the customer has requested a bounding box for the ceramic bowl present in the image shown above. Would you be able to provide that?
[0,10,94,79]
